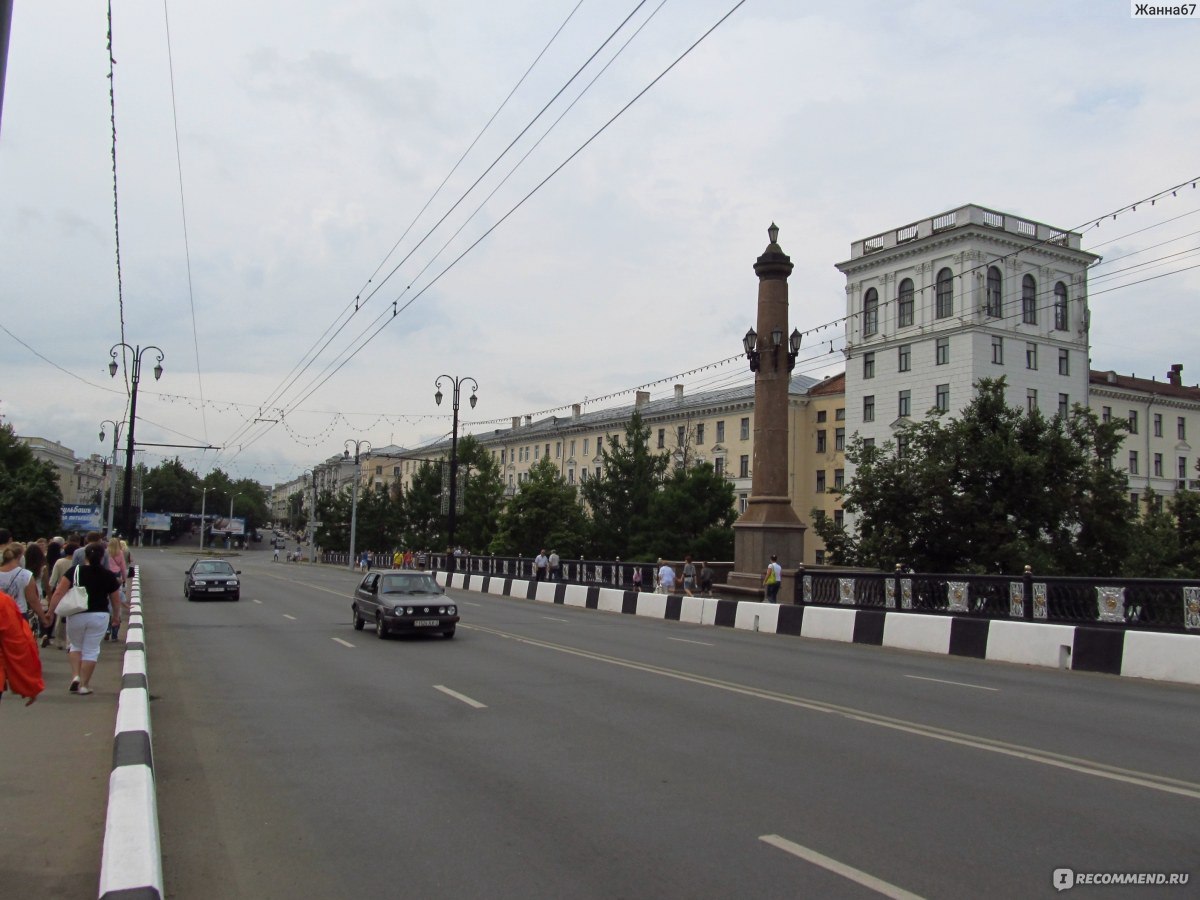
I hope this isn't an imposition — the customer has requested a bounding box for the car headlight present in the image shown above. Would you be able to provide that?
[405,607,414,615]
[447,605,456,615]
[438,606,446,614]
[229,580,239,587]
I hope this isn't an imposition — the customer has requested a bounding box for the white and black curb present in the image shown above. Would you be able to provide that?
[437,571,1200,687]
[98,566,163,900]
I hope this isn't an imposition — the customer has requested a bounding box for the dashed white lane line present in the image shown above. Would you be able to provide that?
[760,835,925,899]
[904,674,998,692]
[283,614,297,620]
[667,637,714,646]
[332,638,354,648]
[463,601,482,607]
[252,599,262,604]
[433,685,487,709]
[541,616,570,623]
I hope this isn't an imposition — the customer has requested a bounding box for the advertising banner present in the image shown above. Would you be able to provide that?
[61,504,102,531]
[210,517,246,536]
[140,512,172,531]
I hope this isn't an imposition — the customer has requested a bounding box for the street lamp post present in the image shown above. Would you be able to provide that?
[434,374,477,567]
[229,492,243,548]
[109,343,164,540]
[99,419,125,539]
[343,440,372,571]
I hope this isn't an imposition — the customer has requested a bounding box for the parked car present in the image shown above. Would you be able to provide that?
[184,559,241,601]
[352,571,458,639]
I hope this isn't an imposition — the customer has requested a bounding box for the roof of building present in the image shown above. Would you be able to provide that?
[807,371,846,397]
[1089,368,1200,403]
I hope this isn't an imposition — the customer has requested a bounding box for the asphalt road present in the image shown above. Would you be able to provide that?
[140,548,1200,899]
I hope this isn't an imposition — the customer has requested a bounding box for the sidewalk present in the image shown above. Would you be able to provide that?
[0,628,126,897]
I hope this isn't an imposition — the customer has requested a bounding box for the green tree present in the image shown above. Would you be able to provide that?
[352,483,404,552]
[1171,489,1200,575]
[490,457,589,557]
[453,435,505,554]
[581,410,668,559]
[813,378,1134,575]
[645,462,736,561]
[402,461,446,551]
[0,423,63,537]
[287,491,308,533]
[314,489,352,552]
[1124,491,1182,577]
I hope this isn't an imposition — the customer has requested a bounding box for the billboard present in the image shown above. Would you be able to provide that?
[210,517,245,536]
[140,512,172,531]
[61,504,102,532]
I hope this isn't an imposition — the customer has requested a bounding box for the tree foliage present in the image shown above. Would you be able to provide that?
[813,378,1135,576]
[581,410,669,559]
[490,457,589,557]
[0,423,63,537]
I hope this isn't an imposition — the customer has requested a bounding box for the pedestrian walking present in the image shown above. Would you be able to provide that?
[548,549,560,581]
[631,566,643,593]
[105,537,127,641]
[534,549,548,582]
[0,592,43,706]
[1,544,51,636]
[656,558,676,595]
[47,542,121,695]
[681,555,696,597]
[699,561,714,598]
[762,554,782,604]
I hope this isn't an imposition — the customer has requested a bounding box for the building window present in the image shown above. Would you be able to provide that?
[657,429,664,449]
[1130,493,1139,512]
[556,442,561,458]
[898,344,911,373]
[986,266,1002,317]
[833,509,844,527]
[1180,457,1189,479]
[835,407,845,421]
[570,439,576,457]
[936,268,954,318]
[863,352,875,379]
[1178,417,1187,440]
[1058,349,1069,376]
[714,457,725,477]
[1025,342,1038,370]
[863,395,875,423]
[739,493,748,514]
[835,428,845,451]
[935,384,950,412]
[740,417,750,440]
[546,443,551,459]
[834,468,845,489]
[816,470,826,493]
[863,437,876,449]
[1101,406,1111,422]
[696,424,705,445]
[500,449,506,465]
[1027,388,1038,413]
[896,433,909,458]
[739,455,749,478]
[1058,393,1069,418]
[583,439,590,456]
[1154,414,1163,437]
[567,469,574,484]
[1128,451,1139,475]
[1022,274,1037,325]
[815,550,825,565]
[393,466,401,477]
[863,288,879,336]
[992,335,1004,365]
[716,421,725,443]
[534,445,540,460]
[898,278,914,327]
[1154,453,1163,477]
[816,410,827,423]
[1128,411,1138,435]
[1054,282,1069,330]
[374,465,382,475]
[817,430,827,453]
[898,390,911,418]
[581,468,588,480]
[935,337,949,366]
[1153,494,1164,514]
[677,426,685,447]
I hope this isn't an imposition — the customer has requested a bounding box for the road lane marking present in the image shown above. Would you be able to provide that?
[904,674,998,692]
[433,685,487,709]
[252,599,262,604]
[667,637,714,646]
[331,638,354,648]
[464,601,482,607]
[462,623,1200,801]
[760,835,925,900]
[542,616,570,623]
[283,614,297,620]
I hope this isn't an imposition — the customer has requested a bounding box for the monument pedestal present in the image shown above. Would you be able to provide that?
[728,496,805,601]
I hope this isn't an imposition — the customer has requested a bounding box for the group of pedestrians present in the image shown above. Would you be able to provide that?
[533,549,561,581]
[652,556,715,597]
[0,529,131,705]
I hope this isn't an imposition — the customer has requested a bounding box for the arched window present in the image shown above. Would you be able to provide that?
[1054,282,1069,330]
[1022,274,1037,325]
[986,266,1002,317]
[936,268,953,318]
[863,288,879,336]
[897,278,914,327]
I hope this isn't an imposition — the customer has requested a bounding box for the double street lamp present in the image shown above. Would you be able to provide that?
[99,419,126,539]
[343,439,372,571]
[108,343,164,539]
[434,374,477,562]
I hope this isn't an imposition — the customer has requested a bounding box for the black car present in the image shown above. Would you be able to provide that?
[184,559,241,601]
[352,571,458,639]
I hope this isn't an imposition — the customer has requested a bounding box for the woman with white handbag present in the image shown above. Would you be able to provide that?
[46,543,120,695]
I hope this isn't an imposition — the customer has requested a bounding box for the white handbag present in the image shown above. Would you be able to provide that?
[55,567,90,618]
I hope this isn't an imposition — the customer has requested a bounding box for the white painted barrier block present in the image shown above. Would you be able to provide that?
[433,572,447,588]
[564,584,592,608]
[115,688,151,736]
[1121,631,1200,686]
[596,589,624,613]
[486,578,507,596]
[123,650,147,677]
[883,612,954,654]
[534,581,557,603]
[735,602,780,633]
[509,579,531,598]
[99,765,162,897]
[800,607,857,643]
[986,621,1075,668]
[636,594,667,619]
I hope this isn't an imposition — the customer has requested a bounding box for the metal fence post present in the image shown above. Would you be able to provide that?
[1023,565,1034,621]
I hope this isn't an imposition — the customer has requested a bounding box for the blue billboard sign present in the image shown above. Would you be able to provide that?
[61,504,102,531]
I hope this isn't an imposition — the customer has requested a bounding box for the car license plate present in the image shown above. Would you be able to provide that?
[414,619,439,627]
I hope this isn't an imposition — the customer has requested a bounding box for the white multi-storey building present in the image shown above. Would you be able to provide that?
[836,204,1098,462]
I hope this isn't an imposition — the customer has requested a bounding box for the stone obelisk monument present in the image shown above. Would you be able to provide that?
[728,224,805,599]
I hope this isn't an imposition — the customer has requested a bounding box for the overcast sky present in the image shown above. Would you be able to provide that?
[1,0,1197,486]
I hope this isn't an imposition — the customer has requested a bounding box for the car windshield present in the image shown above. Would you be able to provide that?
[194,561,234,575]
[379,574,440,594]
